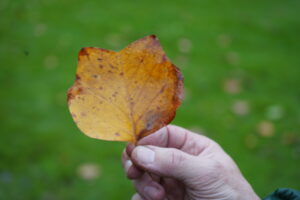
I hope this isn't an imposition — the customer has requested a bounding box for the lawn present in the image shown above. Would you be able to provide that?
[0,0,300,199]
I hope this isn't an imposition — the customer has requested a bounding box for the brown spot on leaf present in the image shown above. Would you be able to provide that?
[112,92,118,97]
[67,90,74,103]
[110,64,117,69]
[159,85,167,94]
[161,55,167,63]
[99,64,104,69]
[115,132,120,136]
[67,86,84,103]
[120,72,124,76]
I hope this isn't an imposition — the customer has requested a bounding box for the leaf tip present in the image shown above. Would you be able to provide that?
[79,47,89,57]
[149,34,157,39]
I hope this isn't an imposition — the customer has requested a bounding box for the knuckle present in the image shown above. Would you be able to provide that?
[168,149,186,166]
[194,160,224,184]
[210,159,224,171]
[206,160,225,180]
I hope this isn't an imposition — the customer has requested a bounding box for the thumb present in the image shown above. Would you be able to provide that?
[131,145,199,181]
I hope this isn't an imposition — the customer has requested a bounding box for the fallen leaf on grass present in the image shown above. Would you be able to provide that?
[231,100,249,116]
[223,78,241,94]
[77,163,101,180]
[257,120,275,138]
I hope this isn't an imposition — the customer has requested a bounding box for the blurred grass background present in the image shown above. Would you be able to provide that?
[1,0,300,199]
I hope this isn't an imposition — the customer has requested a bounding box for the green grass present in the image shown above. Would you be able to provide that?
[1,0,300,199]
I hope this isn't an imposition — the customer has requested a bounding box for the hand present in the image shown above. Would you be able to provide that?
[122,125,259,200]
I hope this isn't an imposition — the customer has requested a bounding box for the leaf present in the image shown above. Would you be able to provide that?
[67,35,183,143]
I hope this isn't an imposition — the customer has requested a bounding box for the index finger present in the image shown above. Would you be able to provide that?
[137,125,212,156]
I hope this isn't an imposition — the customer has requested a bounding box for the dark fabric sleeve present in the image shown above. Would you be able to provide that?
[263,188,300,200]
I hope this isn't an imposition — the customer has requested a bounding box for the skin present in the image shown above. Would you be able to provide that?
[121,125,260,200]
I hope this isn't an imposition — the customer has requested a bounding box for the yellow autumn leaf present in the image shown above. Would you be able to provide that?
[67,35,183,143]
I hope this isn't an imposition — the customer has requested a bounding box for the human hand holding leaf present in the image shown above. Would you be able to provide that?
[67,35,183,143]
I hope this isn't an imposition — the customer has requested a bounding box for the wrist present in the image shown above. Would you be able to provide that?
[233,183,260,200]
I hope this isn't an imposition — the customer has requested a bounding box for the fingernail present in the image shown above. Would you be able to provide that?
[135,146,155,164]
[125,160,132,173]
[144,186,158,199]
